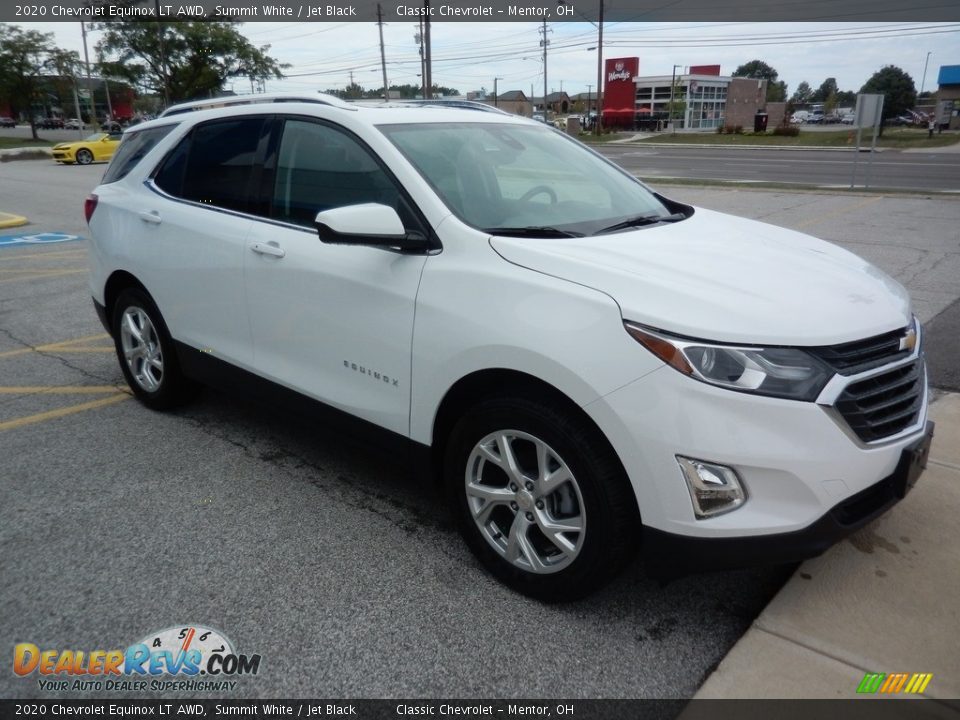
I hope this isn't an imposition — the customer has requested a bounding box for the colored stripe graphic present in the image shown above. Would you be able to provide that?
[858,672,933,694]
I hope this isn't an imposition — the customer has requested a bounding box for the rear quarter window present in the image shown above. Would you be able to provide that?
[101,125,178,184]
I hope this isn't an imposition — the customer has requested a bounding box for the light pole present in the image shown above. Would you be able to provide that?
[920,51,932,97]
[595,0,603,136]
[669,64,683,133]
[493,77,503,107]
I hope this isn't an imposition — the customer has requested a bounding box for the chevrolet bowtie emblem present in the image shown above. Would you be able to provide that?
[899,328,917,352]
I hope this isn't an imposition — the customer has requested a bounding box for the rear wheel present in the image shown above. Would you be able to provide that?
[75,148,93,165]
[445,396,639,601]
[112,288,197,410]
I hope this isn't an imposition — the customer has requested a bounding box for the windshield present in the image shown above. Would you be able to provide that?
[84,133,106,142]
[379,122,677,237]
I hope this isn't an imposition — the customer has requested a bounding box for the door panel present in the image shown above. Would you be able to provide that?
[243,118,428,436]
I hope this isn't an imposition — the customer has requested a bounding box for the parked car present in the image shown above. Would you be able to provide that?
[64,118,85,130]
[37,117,64,129]
[52,132,122,165]
[85,94,933,600]
[0,116,16,128]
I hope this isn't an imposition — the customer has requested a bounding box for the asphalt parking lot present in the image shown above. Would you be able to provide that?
[1,158,958,700]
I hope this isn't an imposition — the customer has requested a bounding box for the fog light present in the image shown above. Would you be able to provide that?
[676,456,747,519]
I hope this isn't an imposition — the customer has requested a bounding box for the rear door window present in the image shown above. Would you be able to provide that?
[153,117,270,214]
[101,125,176,184]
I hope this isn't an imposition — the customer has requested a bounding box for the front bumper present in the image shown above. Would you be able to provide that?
[585,347,930,546]
[642,421,933,578]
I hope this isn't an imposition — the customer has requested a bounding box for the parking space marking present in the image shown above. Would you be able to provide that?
[0,268,87,284]
[0,385,125,395]
[0,232,82,249]
[794,196,885,230]
[0,392,129,432]
[0,333,113,359]
[0,249,86,263]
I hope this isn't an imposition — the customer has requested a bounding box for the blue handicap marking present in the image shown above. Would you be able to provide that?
[0,232,83,249]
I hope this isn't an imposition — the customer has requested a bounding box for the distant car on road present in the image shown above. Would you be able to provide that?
[37,117,64,129]
[52,132,122,165]
[64,118,85,130]
[0,117,16,128]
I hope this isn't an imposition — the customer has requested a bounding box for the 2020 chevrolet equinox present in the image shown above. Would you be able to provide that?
[86,93,933,600]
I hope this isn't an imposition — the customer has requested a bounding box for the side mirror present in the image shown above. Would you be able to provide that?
[315,203,429,252]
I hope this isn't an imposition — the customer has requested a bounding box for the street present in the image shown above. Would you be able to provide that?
[597,144,960,191]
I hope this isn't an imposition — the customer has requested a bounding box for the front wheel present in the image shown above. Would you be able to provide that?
[75,148,93,165]
[112,288,197,410]
[445,396,639,601]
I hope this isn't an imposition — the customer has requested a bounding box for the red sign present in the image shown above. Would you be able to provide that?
[689,64,721,76]
[603,57,639,123]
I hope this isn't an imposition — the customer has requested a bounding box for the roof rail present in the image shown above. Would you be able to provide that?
[159,92,354,118]
[399,100,510,115]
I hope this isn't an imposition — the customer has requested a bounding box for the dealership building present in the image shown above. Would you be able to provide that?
[602,57,780,130]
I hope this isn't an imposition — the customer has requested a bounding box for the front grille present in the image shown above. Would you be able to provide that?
[835,360,924,442]
[810,327,909,375]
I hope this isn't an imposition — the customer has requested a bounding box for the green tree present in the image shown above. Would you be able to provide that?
[860,65,916,120]
[0,24,59,140]
[790,81,812,104]
[732,60,785,102]
[95,21,287,104]
[812,77,838,102]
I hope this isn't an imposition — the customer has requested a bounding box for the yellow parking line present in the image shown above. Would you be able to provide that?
[794,196,884,230]
[0,249,86,263]
[0,393,129,432]
[0,269,87,284]
[0,333,112,359]
[0,385,127,394]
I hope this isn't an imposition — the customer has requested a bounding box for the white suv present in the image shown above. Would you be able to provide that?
[86,93,933,600]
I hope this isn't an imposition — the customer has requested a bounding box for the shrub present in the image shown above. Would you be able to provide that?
[772,125,800,137]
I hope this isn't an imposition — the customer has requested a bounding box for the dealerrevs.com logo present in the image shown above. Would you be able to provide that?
[14,625,261,692]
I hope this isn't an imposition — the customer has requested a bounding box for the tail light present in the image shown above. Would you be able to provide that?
[84,194,98,224]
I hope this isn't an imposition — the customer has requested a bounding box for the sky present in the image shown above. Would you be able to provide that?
[16,21,960,100]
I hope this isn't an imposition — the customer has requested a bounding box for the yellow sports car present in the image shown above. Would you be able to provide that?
[52,132,123,165]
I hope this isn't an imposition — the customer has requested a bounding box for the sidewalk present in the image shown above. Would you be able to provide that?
[691,392,960,703]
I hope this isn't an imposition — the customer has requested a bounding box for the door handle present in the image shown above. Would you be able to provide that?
[139,210,162,225]
[250,241,286,258]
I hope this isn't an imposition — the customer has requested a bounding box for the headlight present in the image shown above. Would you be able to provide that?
[624,322,833,401]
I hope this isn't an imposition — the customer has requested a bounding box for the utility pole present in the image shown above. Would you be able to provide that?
[539,20,550,122]
[424,0,432,98]
[377,4,389,101]
[594,0,603,135]
[586,83,592,126]
[154,0,169,107]
[416,20,425,99]
[79,21,97,126]
[493,77,502,107]
[920,50,932,96]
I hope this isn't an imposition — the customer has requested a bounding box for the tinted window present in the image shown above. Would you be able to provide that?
[271,119,408,228]
[153,117,268,213]
[102,125,176,184]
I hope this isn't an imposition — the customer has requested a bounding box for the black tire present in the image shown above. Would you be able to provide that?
[75,148,93,165]
[445,396,639,602]
[111,288,197,410]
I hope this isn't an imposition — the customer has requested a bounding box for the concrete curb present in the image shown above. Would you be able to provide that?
[624,142,887,152]
[691,392,960,701]
[0,212,28,229]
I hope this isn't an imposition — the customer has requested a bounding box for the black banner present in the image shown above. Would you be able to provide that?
[4,0,960,23]
[2,700,959,720]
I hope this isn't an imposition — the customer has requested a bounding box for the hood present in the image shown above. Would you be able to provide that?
[489,207,912,346]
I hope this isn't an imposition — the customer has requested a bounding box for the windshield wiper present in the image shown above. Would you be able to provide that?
[483,226,585,238]
[595,212,687,235]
